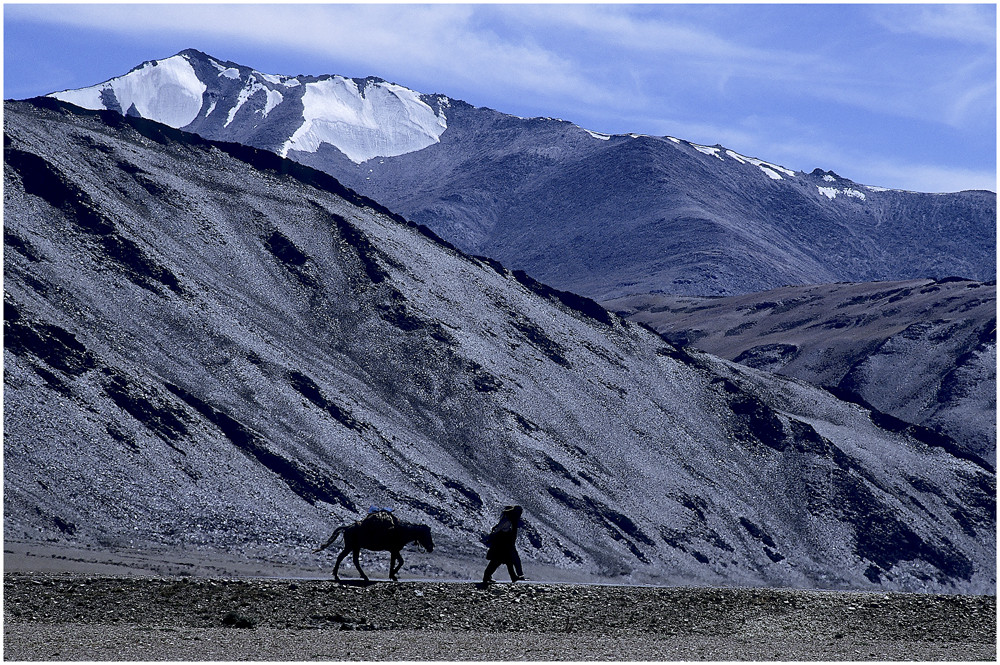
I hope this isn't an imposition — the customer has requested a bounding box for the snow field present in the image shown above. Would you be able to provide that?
[52,55,206,129]
[817,186,867,201]
[281,76,447,163]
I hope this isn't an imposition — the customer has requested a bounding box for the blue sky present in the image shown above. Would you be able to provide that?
[4,3,996,193]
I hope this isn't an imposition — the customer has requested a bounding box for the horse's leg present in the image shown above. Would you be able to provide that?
[353,547,369,582]
[333,547,350,582]
[390,550,404,581]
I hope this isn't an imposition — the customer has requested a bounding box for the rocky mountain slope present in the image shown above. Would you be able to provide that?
[607,280,996,464]
[48,49,996,300]
[4,99,995,593]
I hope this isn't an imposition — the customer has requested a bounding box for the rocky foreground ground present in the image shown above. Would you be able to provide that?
[3,572,996,661]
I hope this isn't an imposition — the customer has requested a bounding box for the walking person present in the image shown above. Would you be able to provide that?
[482,505,525,584]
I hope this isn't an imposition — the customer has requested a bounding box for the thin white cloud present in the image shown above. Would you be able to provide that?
[493,4,995,133]
[870,4,996,46]
[10,3,621,109]
[498,4,836,85]
[945,78,998,128]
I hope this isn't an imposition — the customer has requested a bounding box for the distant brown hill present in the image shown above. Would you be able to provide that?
[605,279,996,463]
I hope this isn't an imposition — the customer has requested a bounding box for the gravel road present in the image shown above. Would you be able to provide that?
[4,572,995,661]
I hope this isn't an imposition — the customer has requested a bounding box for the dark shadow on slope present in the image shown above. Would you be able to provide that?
[4,297,97,377]
[510,317,571,368]
[784,417,984,585]
[288,369,368,433]
[832,469,975,584]
[5,143,183,295]
[4,229,44,262]
[713,377,787,452]
[441,478,484,511]
[547,487,653,563]
[263,230,319,288]
[312,204,389,285]
[103,370,189,452]
[165,382,356,510]
[512,270,616,327]
[826,385,993,473]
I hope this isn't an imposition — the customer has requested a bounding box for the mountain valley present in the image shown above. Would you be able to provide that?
[5,98,995,593]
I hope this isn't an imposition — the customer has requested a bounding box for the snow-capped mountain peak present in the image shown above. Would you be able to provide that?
[43,49,994,301]
[51,53,206,128]
[49,50,448,164]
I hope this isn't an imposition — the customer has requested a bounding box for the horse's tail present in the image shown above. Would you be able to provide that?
[313,525,347,553]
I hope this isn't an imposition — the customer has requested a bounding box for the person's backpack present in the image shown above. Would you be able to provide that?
[484,517,512,544]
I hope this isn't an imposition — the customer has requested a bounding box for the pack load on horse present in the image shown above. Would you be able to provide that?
[314,509,434,582]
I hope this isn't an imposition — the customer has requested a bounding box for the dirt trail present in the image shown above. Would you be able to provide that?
[4,572,995,660]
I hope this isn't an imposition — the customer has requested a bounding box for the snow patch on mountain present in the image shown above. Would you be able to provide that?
[725,150,747,164]
[256,71,301,88]
[714,148,793,180]
[585,129,611,141]
[744,157,795,178]
[818,186,868,201]
[207,57,240,81]
[693,144,724,160]
[208,58,238,79]
[51,55,206,129]
[224,75,283,127]
[225,79,256,127]
[262,89,284,116]
[281,76,447,163]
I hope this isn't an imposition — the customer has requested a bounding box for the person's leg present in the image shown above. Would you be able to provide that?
[512,549,524,579]
[483,558,502,583]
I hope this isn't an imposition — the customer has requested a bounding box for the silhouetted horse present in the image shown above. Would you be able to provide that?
[314,512,434,582]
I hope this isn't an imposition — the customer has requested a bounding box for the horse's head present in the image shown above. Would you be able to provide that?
[416,524,434,553]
